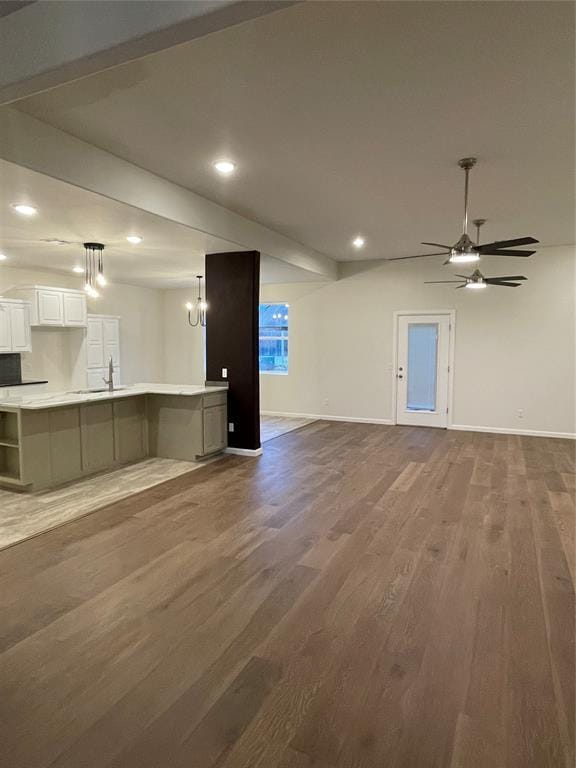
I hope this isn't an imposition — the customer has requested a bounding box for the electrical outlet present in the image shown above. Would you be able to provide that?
[517,409,524,420]
[228,422,234,433]
[323,398,329,407]
[222,367,228,378]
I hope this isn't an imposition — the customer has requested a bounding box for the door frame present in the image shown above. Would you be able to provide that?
[391,310,456,427]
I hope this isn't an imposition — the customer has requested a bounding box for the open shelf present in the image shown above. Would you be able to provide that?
[0,411,19,447]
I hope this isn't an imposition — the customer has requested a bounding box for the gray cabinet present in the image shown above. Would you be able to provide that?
[113,396,147,464]
[81,402,115,472]
[203,404,227,455]
[0,390,227,491]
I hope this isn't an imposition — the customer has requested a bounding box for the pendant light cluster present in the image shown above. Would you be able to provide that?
[83,242,106,298]
[185,275,208,327]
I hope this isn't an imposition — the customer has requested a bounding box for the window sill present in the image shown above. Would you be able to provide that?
[260,371,289,376]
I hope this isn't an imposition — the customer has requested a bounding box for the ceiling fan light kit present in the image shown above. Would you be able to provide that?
[425,268,528,290]
[390,157,539,280]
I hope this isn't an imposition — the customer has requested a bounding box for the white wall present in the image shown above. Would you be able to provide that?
[0,265,164,389]
[260,245,576,438]
[161,288,205,385]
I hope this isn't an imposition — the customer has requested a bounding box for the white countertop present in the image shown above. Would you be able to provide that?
[0,383,227,410]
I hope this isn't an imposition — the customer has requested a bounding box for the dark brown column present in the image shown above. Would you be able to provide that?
[205,251,260,451]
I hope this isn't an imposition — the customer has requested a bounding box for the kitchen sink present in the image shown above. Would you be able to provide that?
[70,386,128,394]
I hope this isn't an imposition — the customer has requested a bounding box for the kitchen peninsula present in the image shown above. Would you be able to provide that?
[0,384,227,491]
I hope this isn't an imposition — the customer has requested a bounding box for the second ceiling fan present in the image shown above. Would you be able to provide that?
[390,157,539,264]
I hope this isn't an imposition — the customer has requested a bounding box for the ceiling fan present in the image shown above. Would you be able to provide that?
[425,268,527,290]
[390,157,539,264]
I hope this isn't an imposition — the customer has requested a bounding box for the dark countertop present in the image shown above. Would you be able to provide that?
[0,380,48,388]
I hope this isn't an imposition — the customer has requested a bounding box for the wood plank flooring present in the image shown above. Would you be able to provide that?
[0,422,573,768]
[0,456,207,550]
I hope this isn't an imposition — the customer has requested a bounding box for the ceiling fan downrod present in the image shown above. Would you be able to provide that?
[458,157,477,237]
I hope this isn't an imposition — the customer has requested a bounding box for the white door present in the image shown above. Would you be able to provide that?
[395,313,452,428]
[0,304,12,352]
[9,304,32,352]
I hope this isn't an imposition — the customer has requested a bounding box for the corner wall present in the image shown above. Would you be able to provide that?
[260,245,576,438]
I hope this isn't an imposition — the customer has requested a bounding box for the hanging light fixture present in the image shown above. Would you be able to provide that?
[185,275,208,327]
[83,242,106,297]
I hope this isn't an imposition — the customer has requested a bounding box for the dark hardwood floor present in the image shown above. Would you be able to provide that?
[1,422,574,768]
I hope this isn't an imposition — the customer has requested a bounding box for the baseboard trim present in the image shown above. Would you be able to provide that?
[450,424,576,440]
[225,447,264,457]
[261,410,393,426]
[261,412,575,440]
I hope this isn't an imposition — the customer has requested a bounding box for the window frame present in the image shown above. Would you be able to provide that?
[259,302,290,375]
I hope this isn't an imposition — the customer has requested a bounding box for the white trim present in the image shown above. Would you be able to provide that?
[225,447,264,457]
[261,410,393,425]
[260,412,574,439]
[450,424,576,440]
[391,310,456,428]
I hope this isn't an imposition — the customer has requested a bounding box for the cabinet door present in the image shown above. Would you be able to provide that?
[81,402,115,472]
[103,318,119,345]
[63,293,87,326]
[0,304,12,352]
[9,304,31,352]
[86,318,104,368]
[37,290,63,325]
[203,404,227,455]
[87,368,106,390]
[104,343,120,368]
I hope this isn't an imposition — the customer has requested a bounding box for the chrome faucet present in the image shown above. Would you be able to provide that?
[102,356,115,392]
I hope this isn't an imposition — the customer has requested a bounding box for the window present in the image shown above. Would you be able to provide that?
[259,303,289,374]
[406,322,438,411]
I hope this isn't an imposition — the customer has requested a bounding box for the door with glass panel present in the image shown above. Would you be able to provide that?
[395,314,451,428]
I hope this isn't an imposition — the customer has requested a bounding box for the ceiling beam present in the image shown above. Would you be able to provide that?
[0,107,337,280]
[0,0,298,105]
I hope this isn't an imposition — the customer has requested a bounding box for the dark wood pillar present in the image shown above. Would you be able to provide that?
[205,251,260,451]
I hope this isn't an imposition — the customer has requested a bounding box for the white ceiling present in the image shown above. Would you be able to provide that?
[0,160,324,286]
[14,1,575,263]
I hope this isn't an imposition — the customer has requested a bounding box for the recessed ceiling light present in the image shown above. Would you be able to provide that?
[12,203,37,216]
[352,236,365,249]
[213,160,236,176]
[0,253,7,261]
[126,235,142,244]
[72,265,84,273]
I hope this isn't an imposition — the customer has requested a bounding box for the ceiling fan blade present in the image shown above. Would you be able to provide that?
[485,275,527,281]
[479,249,536,257]
[477,237,539,251]
[484,280,522,287]
[424,280,464,284]
[455,284,467,289]
[388,252,449,261]
[421,242,452,249]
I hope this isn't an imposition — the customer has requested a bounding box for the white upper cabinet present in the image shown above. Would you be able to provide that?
[9,303,32,352]
[6,286,87,328]
[0,304,11,353]
[0,300,32,353]
[63,292,87,327]
[37,289,64,325]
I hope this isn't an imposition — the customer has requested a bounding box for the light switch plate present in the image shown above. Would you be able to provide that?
[222,367,228,378]
[228,422,234,432]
